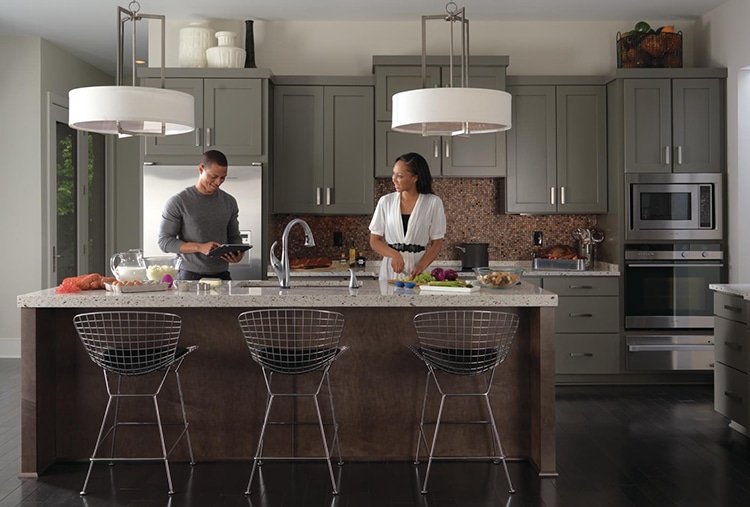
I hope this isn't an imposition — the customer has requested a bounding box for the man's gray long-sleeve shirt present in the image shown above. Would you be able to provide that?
[158,186,243,275]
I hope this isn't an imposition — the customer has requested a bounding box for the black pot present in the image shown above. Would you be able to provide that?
[456,243,489,271]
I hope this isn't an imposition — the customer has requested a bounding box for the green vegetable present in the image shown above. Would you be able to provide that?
[427,280,468,287]
[411,273,435,284]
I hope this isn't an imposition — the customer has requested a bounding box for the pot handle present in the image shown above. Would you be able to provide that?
[455,245,466,253]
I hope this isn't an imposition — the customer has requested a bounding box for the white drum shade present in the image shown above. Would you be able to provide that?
[69,86,195,136]
[392,87,512,136]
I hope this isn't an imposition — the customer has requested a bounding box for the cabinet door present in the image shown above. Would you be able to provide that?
[273,86,324,213]
[374,66,440,121]
[506,86,557,213]
[672,79,722,173]
[204,79,263,157]
[143,78,204,157]
[375,122,436,177]
[323,86,374,214]
[556,86,607,213]
[441,67,507,177]
[624,79,672,173]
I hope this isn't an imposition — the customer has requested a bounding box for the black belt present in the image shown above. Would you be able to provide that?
[389,243,425,253]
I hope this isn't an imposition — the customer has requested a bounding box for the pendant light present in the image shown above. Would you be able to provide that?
[69,1,195,137]
[391,2,512,136]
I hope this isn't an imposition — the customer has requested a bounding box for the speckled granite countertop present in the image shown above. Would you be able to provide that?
[18,279,557,309]
[273,260,620,278]
[710,284,750,299]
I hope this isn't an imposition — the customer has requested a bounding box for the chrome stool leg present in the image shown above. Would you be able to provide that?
[246,393,275,495]
[173,366,195,465]
[484,393,515,494]
[324,373,344,467]
[414,369,432,465]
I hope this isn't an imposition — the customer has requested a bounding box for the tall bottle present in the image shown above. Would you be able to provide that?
[349,241,356,267]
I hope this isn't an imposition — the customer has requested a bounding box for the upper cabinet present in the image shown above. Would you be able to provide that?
[506,80,607,214]
[139,69,271,164]
[624,78,723,173]
[373,56,508,178]
[272,77,374,215]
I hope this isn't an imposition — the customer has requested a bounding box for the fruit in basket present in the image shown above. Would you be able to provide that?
[634,21,651,33]
[641,34,666,58]
[661,25,675,33]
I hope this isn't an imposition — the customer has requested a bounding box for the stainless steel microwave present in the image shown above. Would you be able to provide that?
[625,173,723,241]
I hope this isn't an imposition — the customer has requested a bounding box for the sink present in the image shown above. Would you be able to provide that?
[231,280,362,288]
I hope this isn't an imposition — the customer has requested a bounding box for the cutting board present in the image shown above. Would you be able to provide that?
[289,257,332,269]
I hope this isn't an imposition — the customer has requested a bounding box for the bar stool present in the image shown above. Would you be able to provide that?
[411,310,519,494]
[72,311,197,495]
[237,308,347,495]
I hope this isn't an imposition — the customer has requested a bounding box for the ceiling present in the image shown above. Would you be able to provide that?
[0,0,730,74]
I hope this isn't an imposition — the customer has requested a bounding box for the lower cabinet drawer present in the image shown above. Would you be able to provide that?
[714,292,748,324]
[555,297,619,333]
[556,334,620,374]
[715,317,748,374]
[714,362,748,427]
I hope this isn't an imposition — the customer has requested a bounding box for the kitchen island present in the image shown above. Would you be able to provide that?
[18,280,558,477]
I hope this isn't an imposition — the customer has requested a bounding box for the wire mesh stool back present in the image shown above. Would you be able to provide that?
[72,311,197,496]
[237,308,347,495]
[411,310,519,494]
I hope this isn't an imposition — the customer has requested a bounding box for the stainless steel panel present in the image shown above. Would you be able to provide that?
[625,315,715,329]
[626,334,714,371]
[143,164,264,280]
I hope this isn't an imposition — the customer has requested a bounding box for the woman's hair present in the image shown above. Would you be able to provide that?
[395,152,433,194]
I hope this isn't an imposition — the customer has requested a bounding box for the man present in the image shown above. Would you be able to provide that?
[158,150,245,280]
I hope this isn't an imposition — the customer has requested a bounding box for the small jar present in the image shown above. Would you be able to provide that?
[206,31,246,68]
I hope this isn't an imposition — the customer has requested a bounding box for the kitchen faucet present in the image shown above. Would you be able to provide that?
[270,218,315,288]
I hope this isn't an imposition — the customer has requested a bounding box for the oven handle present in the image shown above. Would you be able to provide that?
[626,263,724,268]
[627,344,714,352]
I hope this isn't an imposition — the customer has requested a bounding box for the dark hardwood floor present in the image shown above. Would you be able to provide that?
[1,357,749,506]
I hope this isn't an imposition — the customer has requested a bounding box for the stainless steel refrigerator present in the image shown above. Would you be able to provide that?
[143,163,264,280]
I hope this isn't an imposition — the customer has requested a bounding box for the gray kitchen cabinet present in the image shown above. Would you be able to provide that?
[273,83,374,214]
[506,84,607,214]
[540,276,620,374]
[373,56,508,178]
[713,292,749,429]
[624,78,722,173]
[142,77,264,159]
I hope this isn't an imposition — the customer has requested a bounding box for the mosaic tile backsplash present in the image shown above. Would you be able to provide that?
[270,178,598,262]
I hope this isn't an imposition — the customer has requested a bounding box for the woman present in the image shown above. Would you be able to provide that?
[369,152,446,281]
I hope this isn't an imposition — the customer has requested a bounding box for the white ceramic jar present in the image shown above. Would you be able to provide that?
[178,22,214,68]
[206,31,246,68]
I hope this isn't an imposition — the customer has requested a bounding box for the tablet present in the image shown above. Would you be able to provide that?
[207,244,252,258]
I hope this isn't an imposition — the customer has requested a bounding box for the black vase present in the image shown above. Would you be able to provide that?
[244,20,257,68]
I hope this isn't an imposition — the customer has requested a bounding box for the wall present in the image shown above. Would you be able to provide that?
[0,37,111,357]
[156,19,695,76]
[271,178,597,262]
[694,0,750,283]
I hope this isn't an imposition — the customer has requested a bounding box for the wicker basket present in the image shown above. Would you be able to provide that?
[617,31,682,68]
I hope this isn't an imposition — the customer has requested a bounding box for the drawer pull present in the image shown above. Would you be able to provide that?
[568,285,593,290]
[724,391,743,402]
[569,352,593,357]
[569,313,593,318]
[723,341,743,351]
[723,304,743,313]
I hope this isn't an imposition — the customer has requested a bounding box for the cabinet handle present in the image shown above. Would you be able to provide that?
[550,187,556,205]
[676,145,683,165]
[316,188,321,206]
[724,391,743,402]
[433,140,439,159]
[723,341,743,351]
[195,128,201,147]
[206,127,212,147]
[569,352,594,357]
[723,304,743,313]
[560,186,566,205]
[326,187,332,206]
[664,145,670,165]
[445,140,450,159]
[568,285,593,290]
[569,313,593,318]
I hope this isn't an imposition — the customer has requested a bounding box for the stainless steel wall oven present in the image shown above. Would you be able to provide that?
[624,243,723,371]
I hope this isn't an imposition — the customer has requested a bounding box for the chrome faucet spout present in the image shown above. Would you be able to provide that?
[271,218,315,289]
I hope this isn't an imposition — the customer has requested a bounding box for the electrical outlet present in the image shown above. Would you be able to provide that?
[333,231,343,247]
[533,231,543,246]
